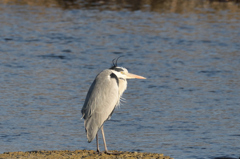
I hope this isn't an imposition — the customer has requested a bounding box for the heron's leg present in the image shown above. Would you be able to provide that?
[96,132,100,153]
[101,125,109,152]
[101,126,123,155]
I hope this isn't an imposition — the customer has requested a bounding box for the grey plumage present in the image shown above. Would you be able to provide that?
[81,69,126,142]
[81,64,146,154]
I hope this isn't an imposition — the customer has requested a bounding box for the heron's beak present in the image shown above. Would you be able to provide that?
[126,72,146,79]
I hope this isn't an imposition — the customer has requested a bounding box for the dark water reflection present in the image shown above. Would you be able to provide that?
[1,0,240,12]
[0,1,240,159]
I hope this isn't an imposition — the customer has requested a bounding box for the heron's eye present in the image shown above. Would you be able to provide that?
[121,71,125,74]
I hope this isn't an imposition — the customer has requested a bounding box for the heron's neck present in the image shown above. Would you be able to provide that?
[116,78,127,106]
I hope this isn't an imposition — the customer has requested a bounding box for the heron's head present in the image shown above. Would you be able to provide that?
[110,66,146,79]
[109,57,146,80]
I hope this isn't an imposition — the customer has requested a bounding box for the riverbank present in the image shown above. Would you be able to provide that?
[0,150,173,159]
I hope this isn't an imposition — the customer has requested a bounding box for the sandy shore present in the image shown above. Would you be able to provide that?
[0,150,173,159]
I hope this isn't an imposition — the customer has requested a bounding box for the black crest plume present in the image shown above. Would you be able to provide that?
[110,56,124,69]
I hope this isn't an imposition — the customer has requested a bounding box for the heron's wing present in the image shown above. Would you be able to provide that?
[81,70,119,142]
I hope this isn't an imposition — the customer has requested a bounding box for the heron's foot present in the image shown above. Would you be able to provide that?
[95,149,103,154]
[104,151,123,155]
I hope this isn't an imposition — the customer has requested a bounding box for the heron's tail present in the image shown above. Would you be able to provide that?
[84,117,101,143]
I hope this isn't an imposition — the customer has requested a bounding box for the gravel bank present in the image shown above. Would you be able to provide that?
[0,150,174,159]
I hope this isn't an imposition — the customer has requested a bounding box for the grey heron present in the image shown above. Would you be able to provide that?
[81,58,146,154]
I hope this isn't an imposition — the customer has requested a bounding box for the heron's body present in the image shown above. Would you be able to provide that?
[81,69,127,142]
[81,60,146,154]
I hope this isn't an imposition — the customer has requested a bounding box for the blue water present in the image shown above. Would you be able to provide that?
[0,1,240,159]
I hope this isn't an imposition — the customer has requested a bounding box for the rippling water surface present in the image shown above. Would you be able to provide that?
[0,1,240,159]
